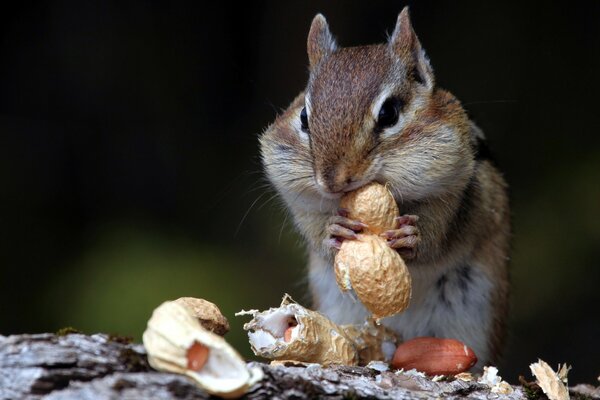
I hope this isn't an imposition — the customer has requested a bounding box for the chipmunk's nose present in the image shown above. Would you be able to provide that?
[315,165,354,195]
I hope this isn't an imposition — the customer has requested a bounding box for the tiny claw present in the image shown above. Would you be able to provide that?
[381,231,394,240]
[346,231,358,240]
[327,223,359,240]
[329,215,367,234]
[337,209,369,229]
[381,225,418,240]
[395,214,419,228]
[387,235,419,250]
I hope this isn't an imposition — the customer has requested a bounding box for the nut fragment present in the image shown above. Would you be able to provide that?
[335,234,411,320]
[479,366,513,394]
[283,327,294,343]
[530,359,570,400]
[342,320,400,365]
[391,337,477,376]
[186,341,210,371]
[143,300,262,398]
[174,297,230,336]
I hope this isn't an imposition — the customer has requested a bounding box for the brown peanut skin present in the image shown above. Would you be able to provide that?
[186,341,210,371]
[391,337,477,376]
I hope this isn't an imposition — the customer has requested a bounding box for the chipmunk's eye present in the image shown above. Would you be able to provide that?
[376,97,401,129]
[300,107,309,132]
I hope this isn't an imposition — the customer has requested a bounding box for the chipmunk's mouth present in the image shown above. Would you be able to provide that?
[316,189,344,200]
[343,179,372,193]
[315,178,373,200]
[314,157,382,199]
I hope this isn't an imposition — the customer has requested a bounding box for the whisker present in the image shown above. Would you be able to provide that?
[284,174,314,184]
[256,193,281,212]
[235,191,270,237]
[262,159,312,169]
[289,183,313,208]
[278,208,291,244]
[387,181,404,205]
[243,180,276,196]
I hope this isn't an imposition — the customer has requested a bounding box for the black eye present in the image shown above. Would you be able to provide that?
[376,97,401,129]
[300,107,309,132]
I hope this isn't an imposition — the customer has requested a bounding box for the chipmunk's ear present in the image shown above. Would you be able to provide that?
[307,14,337,69]
[389,7,434,88]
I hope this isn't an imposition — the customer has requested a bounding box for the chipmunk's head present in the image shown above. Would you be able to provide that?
[302,7,472,200]
[261,8,474,208]
[301,8,434,195]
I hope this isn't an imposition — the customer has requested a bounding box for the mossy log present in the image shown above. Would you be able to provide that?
[0,333,597,399]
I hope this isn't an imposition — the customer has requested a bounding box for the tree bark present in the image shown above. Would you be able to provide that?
[0,333,597,399]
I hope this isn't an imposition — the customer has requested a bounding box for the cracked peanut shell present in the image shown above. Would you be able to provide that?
[240,295,358,366]
[174,297,230,336]
[143,300,262,398]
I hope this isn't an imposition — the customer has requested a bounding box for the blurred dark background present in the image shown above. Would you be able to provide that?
[1,0,598,383]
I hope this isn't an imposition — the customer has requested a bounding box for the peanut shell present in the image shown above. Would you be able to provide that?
[174,297,230,336]
[339,182,399,234]
[335,234,411,320]
[143,300,262,398]
[241,296,358,366]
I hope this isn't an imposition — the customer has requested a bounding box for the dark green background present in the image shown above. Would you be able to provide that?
[1,1,598,383]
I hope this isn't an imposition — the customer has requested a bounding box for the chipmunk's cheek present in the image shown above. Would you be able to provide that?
[400,124,423,141]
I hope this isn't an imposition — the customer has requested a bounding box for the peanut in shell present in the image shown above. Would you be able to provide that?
[335,234,411,320]
[339,182,399,235]
[334,182,412,320]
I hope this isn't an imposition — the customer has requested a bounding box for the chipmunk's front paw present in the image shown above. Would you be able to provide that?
[381,214,420,259]
[323,209,368,250]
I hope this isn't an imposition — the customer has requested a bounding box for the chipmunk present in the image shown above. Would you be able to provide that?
[260,7,510,367]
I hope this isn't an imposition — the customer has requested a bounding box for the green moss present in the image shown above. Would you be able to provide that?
[107,333,133,344]
[519,375,544,400]
[55,326,82,336]
[522,385,542,400]
[342,393,360,400]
